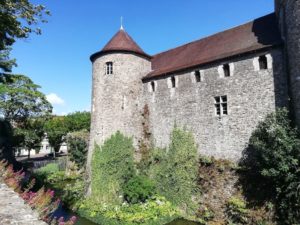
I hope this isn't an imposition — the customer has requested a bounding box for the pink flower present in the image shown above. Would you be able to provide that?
[70,216,77,222]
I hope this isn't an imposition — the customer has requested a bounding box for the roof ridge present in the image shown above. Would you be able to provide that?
[152,13,275,58]
[146,12,281,79]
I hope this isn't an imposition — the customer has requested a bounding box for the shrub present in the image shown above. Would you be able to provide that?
[123,175,156,204]
[226,196,249,224]
[66,130,89,169]
[36,163,59,176]
[62,177,85,209]
[240,108,300,224]
[145,128,200,216]
[91,131,135,204]
[33,165,85,209]
[78,196,178,225]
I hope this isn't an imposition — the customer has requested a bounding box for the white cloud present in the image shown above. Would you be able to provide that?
[46,93,65,105]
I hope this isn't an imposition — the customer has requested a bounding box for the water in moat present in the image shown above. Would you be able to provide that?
[54,205,200,225]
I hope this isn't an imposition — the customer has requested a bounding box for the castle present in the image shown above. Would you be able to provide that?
[87,0,300,162]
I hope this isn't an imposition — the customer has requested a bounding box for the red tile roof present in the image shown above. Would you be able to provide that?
[144,13,282,80]
[90,29,151,61]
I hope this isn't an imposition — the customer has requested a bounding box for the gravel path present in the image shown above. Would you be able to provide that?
[0,183,47,225]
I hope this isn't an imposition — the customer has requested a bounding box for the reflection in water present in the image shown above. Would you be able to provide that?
[54,205,200,225]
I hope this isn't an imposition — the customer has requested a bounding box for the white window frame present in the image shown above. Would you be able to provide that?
[192,70,204,83]
[218,63,234,78]
[148,81,157,93]
[253,54,273,71]
[168,76,178,88]
[105,62,113,75]
[214,95,228,116]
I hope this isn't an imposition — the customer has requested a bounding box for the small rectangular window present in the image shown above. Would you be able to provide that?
[171,76,176,88]
[194,70,201,82]
[151,81,156,92]
[215,95,228,116]
[223,64,230,77]
[106,62,113,74]
[259,55,268,70]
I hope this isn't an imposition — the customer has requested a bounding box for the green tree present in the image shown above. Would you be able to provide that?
[0,0,50,72]
[44,111,91,155]
[165,128,199,214]
[145,128,200,216]
[65,111,91,132]
[0,74,51,161]
[44,116,68,153]
[66,130,89,169]
[0,74,52,122]
[13,117,46,158]
[0,0,50,162]
[91,131,135,204]
[240,108,300,224]
[0,119,14,161]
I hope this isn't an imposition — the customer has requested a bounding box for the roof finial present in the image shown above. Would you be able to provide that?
[120,16,124,30]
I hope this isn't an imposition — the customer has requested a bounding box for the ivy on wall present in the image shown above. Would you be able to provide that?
[142,127,200,216]
[91,131,135,204]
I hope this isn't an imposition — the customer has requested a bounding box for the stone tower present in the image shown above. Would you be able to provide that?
[275,0,300,127]
[86,28,151,183]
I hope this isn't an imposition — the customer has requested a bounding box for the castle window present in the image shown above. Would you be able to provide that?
[151,81,156,92]
[259,55,268,70]
[223,64,230,77]
[215,95,228,116]
[106,62,113,74]
[171,76,176,88]
[195,70,201,82]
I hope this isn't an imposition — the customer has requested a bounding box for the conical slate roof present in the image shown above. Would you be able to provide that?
[90,29,150,61]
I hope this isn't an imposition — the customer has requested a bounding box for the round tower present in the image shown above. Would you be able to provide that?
[275,0,300,126]
[87,28,151,178]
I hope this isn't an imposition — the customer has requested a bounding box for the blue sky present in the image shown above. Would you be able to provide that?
[11,0,274,115]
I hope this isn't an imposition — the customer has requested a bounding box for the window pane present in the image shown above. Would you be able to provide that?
[215,104,221,115]
[195,71,201,82]
[222,103,228,115]
[151,81,155,92]
[215,95,228,116]
[171,77,176,88]
[106,62,113,74]
[223,64,230,77]
[221,96,227,103]
[259,55,268,70]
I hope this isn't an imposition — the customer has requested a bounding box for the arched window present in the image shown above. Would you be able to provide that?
[151,81,156,92]
[106,62,113,74]
[195,70,201,82]
[259,55,268,70]
[171,76,176,88]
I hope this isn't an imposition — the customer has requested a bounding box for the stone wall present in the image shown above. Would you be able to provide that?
[88,52,151,157]
[143,48,288,161]
[276,0,300,127]
[0,183,47,225]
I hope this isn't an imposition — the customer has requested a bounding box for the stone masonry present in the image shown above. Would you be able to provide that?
[143,49,288,161]
[88,0,300,164]
[276,0,300,127]
[0,182,47,225]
